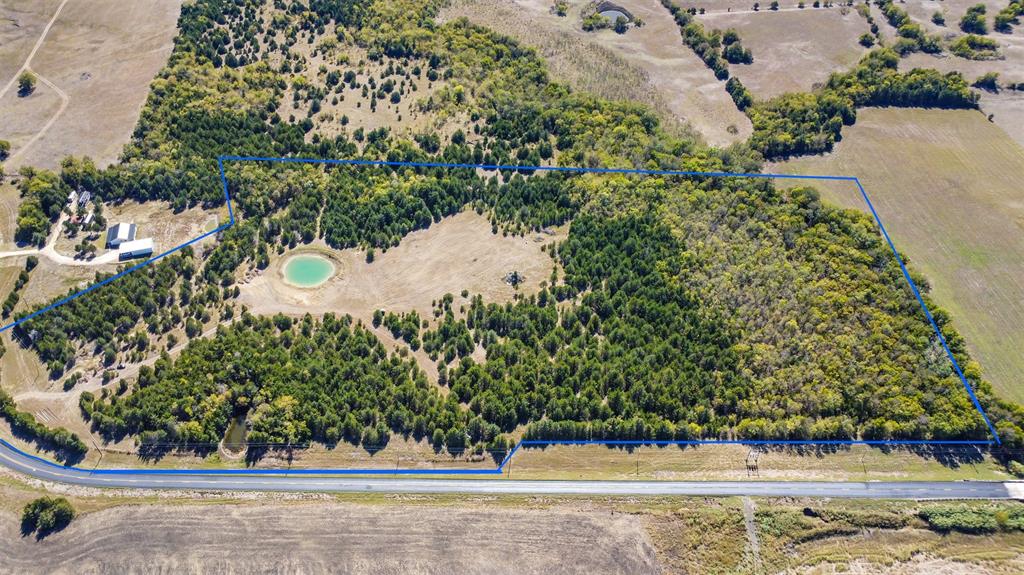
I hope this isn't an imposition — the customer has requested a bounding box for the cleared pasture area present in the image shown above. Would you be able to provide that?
[0,0,62,85]
[778,107,1024,403]
[699,6,872,97]
[439,0,751,147]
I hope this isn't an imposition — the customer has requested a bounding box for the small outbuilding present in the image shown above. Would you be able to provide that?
[106,223,137,248]
[117,237,154,260]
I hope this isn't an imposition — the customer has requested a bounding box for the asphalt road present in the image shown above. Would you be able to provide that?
[2,440,1020,499]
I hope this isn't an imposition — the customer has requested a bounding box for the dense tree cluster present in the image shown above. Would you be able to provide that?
[748,49,977,158]
[950,34,1001,60]
[960,4,989,35]
[80,313,505,455]
[14,168,68,246]
[995,1,1022,33]
[21,497,75,538]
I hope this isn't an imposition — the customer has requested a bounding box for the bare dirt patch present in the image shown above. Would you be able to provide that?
[777,107,1024,403]
[238,210,564,326]
[0,0,181,170]
[699,7,872,97]
[0,502,660,575]
[439,0,751,147]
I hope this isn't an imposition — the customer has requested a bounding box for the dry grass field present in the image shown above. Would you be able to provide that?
[439,0,752,147]
[778,107,1024,404]
[897,1,1024,147]
[0,183,21,250]
[903,0,1013,35]
[699,6,872,97]
[0,502,661,575]
[900,50,1024,149]
[0,0,181,170]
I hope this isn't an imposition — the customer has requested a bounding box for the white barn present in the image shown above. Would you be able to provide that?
[106,223,136,248]
[117,238,154,260]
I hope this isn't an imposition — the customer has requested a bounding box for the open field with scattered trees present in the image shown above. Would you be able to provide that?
[698,5,873,97]
[0,0,181,170]
[439,0,752,147]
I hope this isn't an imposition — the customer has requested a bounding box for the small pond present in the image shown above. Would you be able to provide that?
[282,253,335,288]
[600,9,628,20]
[222,416,248,454]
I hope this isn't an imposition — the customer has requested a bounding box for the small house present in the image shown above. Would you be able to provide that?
[78,191,92,207]
[67,190,79,207]
[105,223,136,248]
[117,237,154,260]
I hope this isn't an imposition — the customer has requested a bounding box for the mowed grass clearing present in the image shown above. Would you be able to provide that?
[778,108,1024,403]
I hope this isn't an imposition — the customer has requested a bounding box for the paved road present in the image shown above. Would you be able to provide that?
[2,439,1020,498]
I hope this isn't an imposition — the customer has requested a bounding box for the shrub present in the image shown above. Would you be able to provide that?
[951,34,1000,59]
[21,497,76,538]
[972,72,1000,92]
[920,505,998,534]
[17,71,36,96]
[960,4,988,35]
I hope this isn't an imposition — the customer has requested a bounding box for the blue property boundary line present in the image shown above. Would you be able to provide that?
[0,156,1002,477]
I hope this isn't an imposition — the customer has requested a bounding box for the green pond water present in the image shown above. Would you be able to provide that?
[223,416,247,453]
[283,254,334,287]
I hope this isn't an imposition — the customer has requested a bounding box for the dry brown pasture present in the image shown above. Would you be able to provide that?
[2,486,1024,575]
[439,0,752,147]
[0,0,62,84]
[778,107,1024,403]
[0,183,21,249]
[698,6,872,97]
[0,0,181,170]
[903,0,1013,35]
[0,502,661,575]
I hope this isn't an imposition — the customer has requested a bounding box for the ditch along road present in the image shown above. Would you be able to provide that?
[2,439,1023,498]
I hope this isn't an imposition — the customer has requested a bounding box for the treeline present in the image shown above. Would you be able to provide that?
[2,256,37,317]
[876,0,942,55]
[748,48,977,158]
[660,0,752,80]
[0,388,87,463]
[14,168,67,246]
